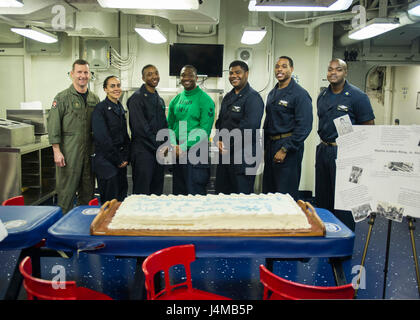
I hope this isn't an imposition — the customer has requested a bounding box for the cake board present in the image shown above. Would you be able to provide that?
[90,199,326,237]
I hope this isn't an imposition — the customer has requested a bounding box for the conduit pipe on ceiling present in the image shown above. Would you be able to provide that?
[336,10,420,47]
[269,8,420,47]
[269,11,355,46]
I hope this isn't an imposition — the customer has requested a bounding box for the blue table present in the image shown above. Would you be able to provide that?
[47,206,354,294]
[0,206,62,250]
[47,206,354,258]
[0,206,62,300]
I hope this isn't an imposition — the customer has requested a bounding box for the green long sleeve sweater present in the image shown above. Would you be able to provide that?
[167,86,215,150]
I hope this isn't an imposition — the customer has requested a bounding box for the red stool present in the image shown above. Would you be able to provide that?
[2,195,24,206]
[19,256,112,300]
[142,244,232,300]
[88,198,99,206]
[259,264,354,300]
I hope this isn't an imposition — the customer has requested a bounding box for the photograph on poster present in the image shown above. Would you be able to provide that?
[334,114,353,136]
[376,201,404,223]
[349,166,363,184]
[351,203,372,222]
[385,162,414,173]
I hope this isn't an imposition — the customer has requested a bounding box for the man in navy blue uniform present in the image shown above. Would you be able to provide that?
[92,76,130,202]
[127,65,168,195]
[316,58,375,231]
[263,56,313,200]
[215,60,264,194]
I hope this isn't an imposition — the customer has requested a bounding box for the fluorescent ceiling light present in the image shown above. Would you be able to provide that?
[0,0,23,7]
[97,0,199,10]
[248,0,353,11]
[348,18,400,40]
[10,26,58,43]
[408,0,420,16]
[134,25,167,44]
[241,27,267,45]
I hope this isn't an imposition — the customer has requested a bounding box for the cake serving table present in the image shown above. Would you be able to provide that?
[47,205,354,297]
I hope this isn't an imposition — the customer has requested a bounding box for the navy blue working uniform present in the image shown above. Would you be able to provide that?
[92,97,130,202]
[127,84,168,195]
[263,78,313,200]
[215,83,264,194]
[316,80,374,230]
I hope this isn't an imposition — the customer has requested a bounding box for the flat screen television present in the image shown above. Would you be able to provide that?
[169,43,224,77]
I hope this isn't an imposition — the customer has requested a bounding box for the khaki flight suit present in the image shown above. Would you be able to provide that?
[47,85,100,213]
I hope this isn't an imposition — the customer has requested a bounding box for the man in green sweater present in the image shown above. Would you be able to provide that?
[167,65,215,195]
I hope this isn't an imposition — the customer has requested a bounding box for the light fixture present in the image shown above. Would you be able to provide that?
[0,0,23,7]
[408,0,420,16]
[97,0,199,10]
[10,26,58,43]
[348,17,400,40]
[134,25,167,44]
[241,26,267,45]
[248,0,353,11]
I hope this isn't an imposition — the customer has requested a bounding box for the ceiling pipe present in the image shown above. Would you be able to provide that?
[269,11,355,46]
[336,9,420,47]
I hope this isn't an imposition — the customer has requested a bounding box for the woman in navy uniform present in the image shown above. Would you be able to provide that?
[92,76,130,202]
[263,56,313,200]
[127,65,168,195]
[215,60,264,194]
[316,58,375,231]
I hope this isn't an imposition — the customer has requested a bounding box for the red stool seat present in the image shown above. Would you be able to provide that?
[259,264,354,300]
[142,244,231,300]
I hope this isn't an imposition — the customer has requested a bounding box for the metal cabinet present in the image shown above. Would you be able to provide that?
[0,135,56,205]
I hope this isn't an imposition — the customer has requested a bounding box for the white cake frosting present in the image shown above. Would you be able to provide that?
[108,193,311,231]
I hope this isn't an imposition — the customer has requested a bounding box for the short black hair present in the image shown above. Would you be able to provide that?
[330,58,347,71]
[72,59,89,71]
[278,56,293,68]
[229,60,249,72]
[103,75,119,89]
[142,64,157,77]
[181,65,197,76]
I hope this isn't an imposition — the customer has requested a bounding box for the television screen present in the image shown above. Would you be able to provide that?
[169,43,224,77]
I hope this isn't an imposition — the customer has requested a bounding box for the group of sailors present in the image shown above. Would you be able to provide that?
[47,56,375,231]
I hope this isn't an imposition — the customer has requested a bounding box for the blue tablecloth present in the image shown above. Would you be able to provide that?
[0,206,62,250]
[46,206,354,258]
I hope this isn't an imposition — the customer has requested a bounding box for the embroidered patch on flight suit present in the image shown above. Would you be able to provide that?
[278,100,288,107]
[52,101,57,108]
[73,102,81,109]
[337,105,349,112]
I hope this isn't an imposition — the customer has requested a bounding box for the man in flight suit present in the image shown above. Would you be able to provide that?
[316,58,375,231]
[263,56,313,201]
[215,60,264,194]
[127,64,168,195]
[47,59,99,214]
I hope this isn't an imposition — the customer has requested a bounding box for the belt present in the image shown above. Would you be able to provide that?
[269,132,292,140]
[321,140,337,146]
